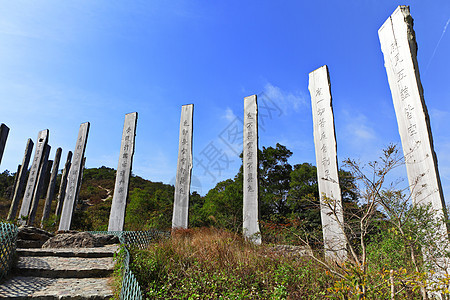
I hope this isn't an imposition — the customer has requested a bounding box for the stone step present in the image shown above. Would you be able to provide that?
[16,245,120,258]
[0,276,113,299]
[14,256,115,278]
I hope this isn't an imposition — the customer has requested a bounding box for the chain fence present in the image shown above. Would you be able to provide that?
[0,222,18,281]
[89,230,169,300]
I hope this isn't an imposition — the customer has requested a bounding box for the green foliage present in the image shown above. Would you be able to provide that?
[125,187,174,231]
[197,176,243,231]
[259,143,293,219]
[70,167,175,231]
[0,170,15,199]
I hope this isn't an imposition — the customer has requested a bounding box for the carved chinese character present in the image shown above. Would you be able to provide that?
[317,108,325,116]
[408,124,417,136]
[322,157,330,166]
[247,151,253,160]
[396,69,406,82]
[318,118,326,128]
[393,52,403,66]
[400,86,410,101]
[390,42,399,55]
[405,104,414,120]
[247,173,253,183]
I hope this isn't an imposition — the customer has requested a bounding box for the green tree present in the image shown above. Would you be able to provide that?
[258,143,293,220]
[287,163,320,232]
[198,170,243,231]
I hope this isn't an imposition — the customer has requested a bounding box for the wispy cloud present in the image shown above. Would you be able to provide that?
[262,83,308,114]
[223,107,237,122]
[341,111,376,142]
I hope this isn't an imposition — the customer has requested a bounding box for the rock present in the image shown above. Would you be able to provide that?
[42,232,120,248]
[17,226,54,248]
[17,240,46,248]
[42,232,101,248]
[18,225,54,241]
[268,245,313,257]
[92,234,120,245]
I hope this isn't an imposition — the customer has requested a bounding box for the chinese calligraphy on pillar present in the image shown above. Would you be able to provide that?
[59,122,90,231]
[172,104,193,229]
[309,65,347,261]
[28,144,51,225]
[41,147,62,227]
[243,95,261,245]
[18,129,49,224]
[379,6,446,227]
[55,151,72,216]
[108,112,138,231]
[8,138,34,220]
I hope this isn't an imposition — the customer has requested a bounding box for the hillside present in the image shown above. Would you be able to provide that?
[0,166,176,232]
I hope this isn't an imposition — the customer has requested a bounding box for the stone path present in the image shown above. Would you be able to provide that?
[0,245,119,299]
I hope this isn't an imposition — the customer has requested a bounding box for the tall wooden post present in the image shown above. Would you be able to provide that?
[172,105,193,230]
[8,139,34,220]
[309,65,347,261]
[243,95,261,245]
[59,122,90,231]
[108,112,138,231]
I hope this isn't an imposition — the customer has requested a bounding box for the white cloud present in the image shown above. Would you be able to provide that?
[261,83,308,114]
[223,107,237,122]
[341,111,376,142]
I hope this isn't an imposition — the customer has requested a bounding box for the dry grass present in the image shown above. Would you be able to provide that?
[129,227,333,299]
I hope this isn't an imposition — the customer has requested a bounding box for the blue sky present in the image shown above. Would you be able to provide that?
[0,1,449,198]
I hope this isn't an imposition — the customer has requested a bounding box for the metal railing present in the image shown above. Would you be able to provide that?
[0,222,18,281]
[89,230,169,300]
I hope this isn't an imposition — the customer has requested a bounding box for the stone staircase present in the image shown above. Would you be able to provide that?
[0,245,119,299]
